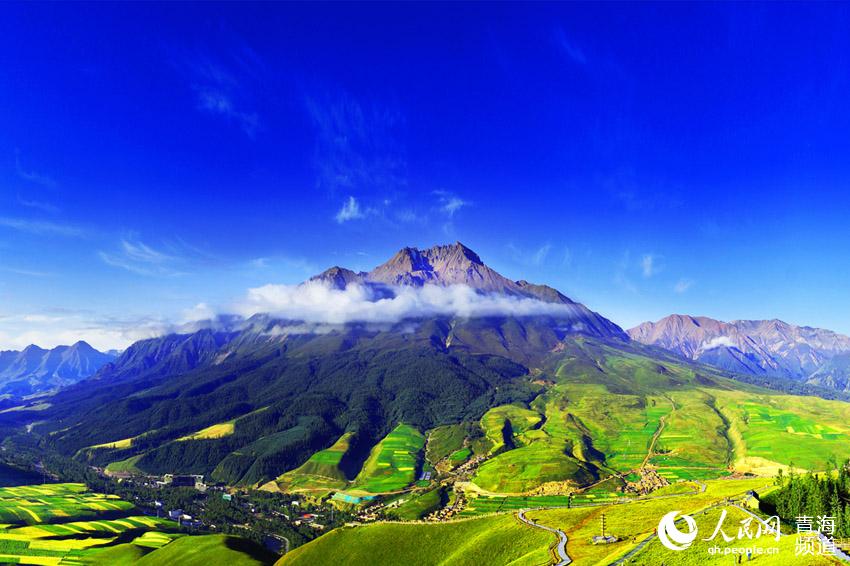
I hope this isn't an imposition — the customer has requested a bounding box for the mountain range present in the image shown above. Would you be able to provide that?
[3,243,850,492]
[629,314,850,390]
[0,341,116,396]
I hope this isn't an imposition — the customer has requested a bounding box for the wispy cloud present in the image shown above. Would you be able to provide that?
[614,251,638,294]
[17,196,59,214]
[532,244,553,266]
[554,27,587,66]
[434,190,470,217]
[641,254,661,278]
[674,278,695,294]
[178,45,264,137]
[99,239,184,276]
[335,196,367,223]
[1,266,54,278]
[0,217,86,238]
[507,242,554,267]
[306,92,407,198]
[195,86,259,137]
[15,151,56,188]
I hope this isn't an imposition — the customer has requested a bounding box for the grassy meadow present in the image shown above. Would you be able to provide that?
[0,483,274,565]
[351,424,425,494]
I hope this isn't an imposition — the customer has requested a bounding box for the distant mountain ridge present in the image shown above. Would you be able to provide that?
[629,314,850,390]
[0,341,116,396]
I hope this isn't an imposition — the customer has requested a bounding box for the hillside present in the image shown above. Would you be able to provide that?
[277,513,551,566]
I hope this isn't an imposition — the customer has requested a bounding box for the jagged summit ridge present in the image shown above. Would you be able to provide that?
[312,242,575,305]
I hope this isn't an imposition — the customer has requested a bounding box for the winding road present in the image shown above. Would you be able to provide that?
[518,509,571,565]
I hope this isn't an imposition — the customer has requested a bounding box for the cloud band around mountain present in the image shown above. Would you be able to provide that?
[232,281,581,324]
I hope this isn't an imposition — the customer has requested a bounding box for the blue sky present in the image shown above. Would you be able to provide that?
[2,3,850,349]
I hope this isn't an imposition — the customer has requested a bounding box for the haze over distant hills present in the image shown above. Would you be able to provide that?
[0,341,116,396]
[629,314,850,390]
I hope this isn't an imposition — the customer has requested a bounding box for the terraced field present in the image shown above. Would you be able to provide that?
[352,424,425,494]
[0,484,133,524]
[0,483,274,565]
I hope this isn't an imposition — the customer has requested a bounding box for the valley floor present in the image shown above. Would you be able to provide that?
[280,478,844,565]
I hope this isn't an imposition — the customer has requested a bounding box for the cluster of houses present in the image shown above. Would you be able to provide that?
[155,474,207,491]
[152,501,204,529]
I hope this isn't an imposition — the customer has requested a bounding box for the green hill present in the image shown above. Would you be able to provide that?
[277,513,551,566]
[137,534,276,566]
[269,431,356,494]
[350,424,425,494]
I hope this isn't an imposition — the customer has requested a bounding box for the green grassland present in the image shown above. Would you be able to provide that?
[384,487,445,520]
[270,432,355,494]
[351,424,425,494]
[0,483,273,565]
[633,505,836,566]
[280,478,791,566]
[103,455,143,475]
[277,513,552,566]
[464,347,850,495]
[526,478,785,565]
[479,404,543,454]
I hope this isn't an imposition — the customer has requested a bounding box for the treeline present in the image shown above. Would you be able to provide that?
[768,460,850,536]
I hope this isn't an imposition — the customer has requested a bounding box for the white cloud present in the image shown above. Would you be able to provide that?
[0,313,172,351]
[233,281,583,324]
[335,196,365,223]
[702,336,737,351]
[434,190,469,217]
[182,303,216,323]
[674,278,694,294]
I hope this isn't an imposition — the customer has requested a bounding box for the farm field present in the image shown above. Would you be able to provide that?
[0,483,274,565]
[269,432,354,494]
[351,424,425,494]
[714,390,850,473]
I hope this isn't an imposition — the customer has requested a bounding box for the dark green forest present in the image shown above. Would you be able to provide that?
[765,461,850,536]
